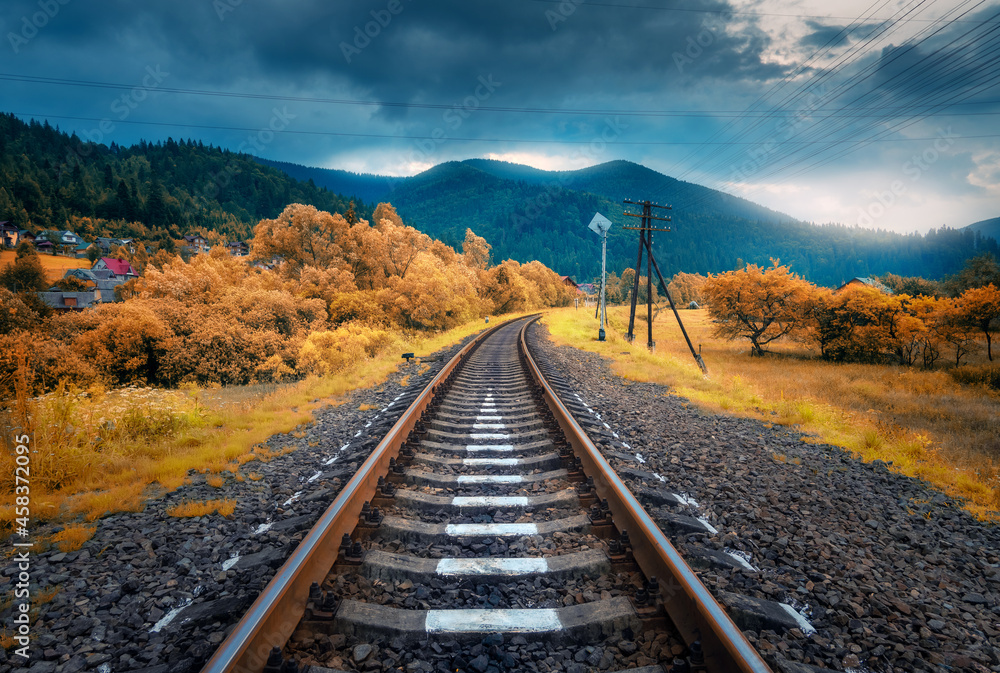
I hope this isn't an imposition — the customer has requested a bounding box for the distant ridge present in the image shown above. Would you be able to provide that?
[964,216,1000,243]
[254,157,402,205]
[253,155,999,286]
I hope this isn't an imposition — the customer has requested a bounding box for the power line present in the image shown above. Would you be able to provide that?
[2,73,997,119]
[672,0,1000,212]
[515,0,1000,24]
[12,111,1000,145]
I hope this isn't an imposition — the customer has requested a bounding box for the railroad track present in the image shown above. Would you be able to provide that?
[202,316,772,673]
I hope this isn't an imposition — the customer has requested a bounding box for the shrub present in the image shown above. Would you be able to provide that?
[51,524,96,552]
[950,364,1000,391]
[298,323,398,376]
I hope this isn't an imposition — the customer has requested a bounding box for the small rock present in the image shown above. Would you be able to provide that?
[468,653,490,673]
[352,643,374,663]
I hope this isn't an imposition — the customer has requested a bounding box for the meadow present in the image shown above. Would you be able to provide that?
[0,250,91,283]
[544,304,1000,520]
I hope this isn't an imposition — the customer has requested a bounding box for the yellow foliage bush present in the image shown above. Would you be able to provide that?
[298,324,398,376]
[7,202,574,395]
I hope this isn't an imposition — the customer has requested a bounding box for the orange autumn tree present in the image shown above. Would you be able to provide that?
[813,286,924,364]
[251,203,350,274]
[956,284,1000,361]
[702,261,814,356]
[667,271,708,306]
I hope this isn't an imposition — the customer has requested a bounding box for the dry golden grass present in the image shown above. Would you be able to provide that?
[398,375,411,387]
[166,498,236,518]
[50,524,96,552]
[205,475,225,488]
[0,250,91,282]
[358,403,378,411]
[0,309,537,532]
[248,472,264,481]
[544,306,1000,520]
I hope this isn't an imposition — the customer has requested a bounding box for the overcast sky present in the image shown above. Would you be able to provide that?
[3,0,999,233]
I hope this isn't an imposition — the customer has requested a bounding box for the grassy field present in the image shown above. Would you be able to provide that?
[0,311,532,532]
[0,250,92,283]
[544,305,1000,520]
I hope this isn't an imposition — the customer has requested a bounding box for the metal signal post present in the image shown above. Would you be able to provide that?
[588,213,612,342]
[623,199,707,375]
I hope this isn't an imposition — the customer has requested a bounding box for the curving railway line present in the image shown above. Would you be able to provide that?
[201,315,772,673]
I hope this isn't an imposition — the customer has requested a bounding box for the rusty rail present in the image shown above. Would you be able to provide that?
[519,315,772,673]
[200,317,518,673]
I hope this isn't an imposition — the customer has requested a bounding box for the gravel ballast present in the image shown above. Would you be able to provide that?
[0,334,481,673]
[527,320,1000,673]
[4,318,999,673]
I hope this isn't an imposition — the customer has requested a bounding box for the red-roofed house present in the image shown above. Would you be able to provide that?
[92,257,138,280]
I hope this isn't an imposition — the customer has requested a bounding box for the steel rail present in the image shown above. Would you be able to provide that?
[519,316,774,673]
[200,316,521,673]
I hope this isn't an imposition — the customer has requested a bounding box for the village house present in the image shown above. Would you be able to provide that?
[227,240,250,257]
[35,230,85,254]
[96,237,137,255]
[183,234,210,254]
[92,257,138,281]
[0,222,19,247]
[62,268,126,303]
[37,290,101,311]
[836,277,894,294]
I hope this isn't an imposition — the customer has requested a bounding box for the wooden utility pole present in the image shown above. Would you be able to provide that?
[623,199,708,375]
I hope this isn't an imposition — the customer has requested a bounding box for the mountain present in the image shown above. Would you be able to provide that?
[964,216,1000,243]
[462,158,796,225]
[0,113,364,247]
[266,157,997,287]
[2,112,995,287]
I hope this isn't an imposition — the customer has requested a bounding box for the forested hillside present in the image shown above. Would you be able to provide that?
[265,157,1000,287]
[0,113,364,246]
[3,113,995,288]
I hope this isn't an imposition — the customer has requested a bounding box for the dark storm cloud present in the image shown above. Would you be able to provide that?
[4,0,787,117]
[800,20,852,48]
[4,0,998,234]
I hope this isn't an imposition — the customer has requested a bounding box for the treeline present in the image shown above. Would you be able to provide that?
[0,203,574,394]
[702,256,1000,367]
[0,113,365,244]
